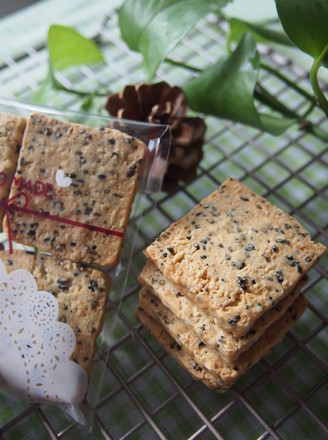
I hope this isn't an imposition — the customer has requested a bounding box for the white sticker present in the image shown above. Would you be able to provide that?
[55,169,72,188]
[0,260,88,407]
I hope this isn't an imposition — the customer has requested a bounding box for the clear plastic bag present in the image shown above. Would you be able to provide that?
[0,97,171,430]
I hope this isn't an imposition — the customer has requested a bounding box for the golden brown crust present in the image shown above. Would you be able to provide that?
[145,178,326,336]
[138,268,307,361]
[137,288,307,388]
[135,305,226,390]
[0,112,26,229]
[4,113,146,266]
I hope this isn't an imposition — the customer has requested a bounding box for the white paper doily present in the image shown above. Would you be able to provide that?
[0,260,88,410]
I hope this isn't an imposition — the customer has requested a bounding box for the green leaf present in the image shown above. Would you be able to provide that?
[32,69,56,104]
[48,25,104,71]
[228,17,293,48]
[119,0,232,79]
[184,33,295,135]
[80,94,94,112]
[119,0,177,52]
[275,0,328,61]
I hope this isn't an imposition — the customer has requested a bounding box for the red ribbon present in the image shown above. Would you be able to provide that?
[1,192,123,254]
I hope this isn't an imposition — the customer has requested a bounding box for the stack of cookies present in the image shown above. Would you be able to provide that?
[136,178,326,390]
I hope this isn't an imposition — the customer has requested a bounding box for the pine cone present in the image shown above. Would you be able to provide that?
[105,82,206,192]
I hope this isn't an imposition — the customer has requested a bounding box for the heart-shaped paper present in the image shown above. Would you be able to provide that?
[56,169,72,188]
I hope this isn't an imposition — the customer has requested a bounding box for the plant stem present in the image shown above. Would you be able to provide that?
[310,43,328,117]
[55,81,109,97]
[255,83,297,119]
[165,57,203,73]
[261,62,315,102]
[307,124,328,141]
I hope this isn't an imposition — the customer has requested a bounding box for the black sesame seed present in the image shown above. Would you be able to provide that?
[277,238,290,245]
[240,195,249,201]
[272,245,277,252]
[247,328,256,336]
[193,362,201,371]
[88,279,99,292]
[126,165,137,177]
[91,300,99,309]
[176,292,184,297]
[236,261,245,270]
[228,315,241,325]
[237,276,248,291]
[57,278,69,291]
[305,256,312,263]
[276,270,284,283]
[246,244,255,251]
[97,174,106,179]
[295,261,303,273]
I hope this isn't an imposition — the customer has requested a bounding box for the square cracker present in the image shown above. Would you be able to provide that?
[139,260,308,361]
[4,113,146,266]
[0,112,26,229]
[145,178,326,336]
[0,250,110,377]
[136,293,307,390]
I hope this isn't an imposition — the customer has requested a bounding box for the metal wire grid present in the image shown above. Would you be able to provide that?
[0,8,327,440]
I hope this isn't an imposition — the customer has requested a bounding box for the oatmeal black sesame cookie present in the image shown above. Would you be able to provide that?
[0,250,110,377]
[137,287,307,389]
[135,305,225,390]
[145,178,326,336]
[4,113,146,266]
[139,261,308,361]
[0,112,26,229]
